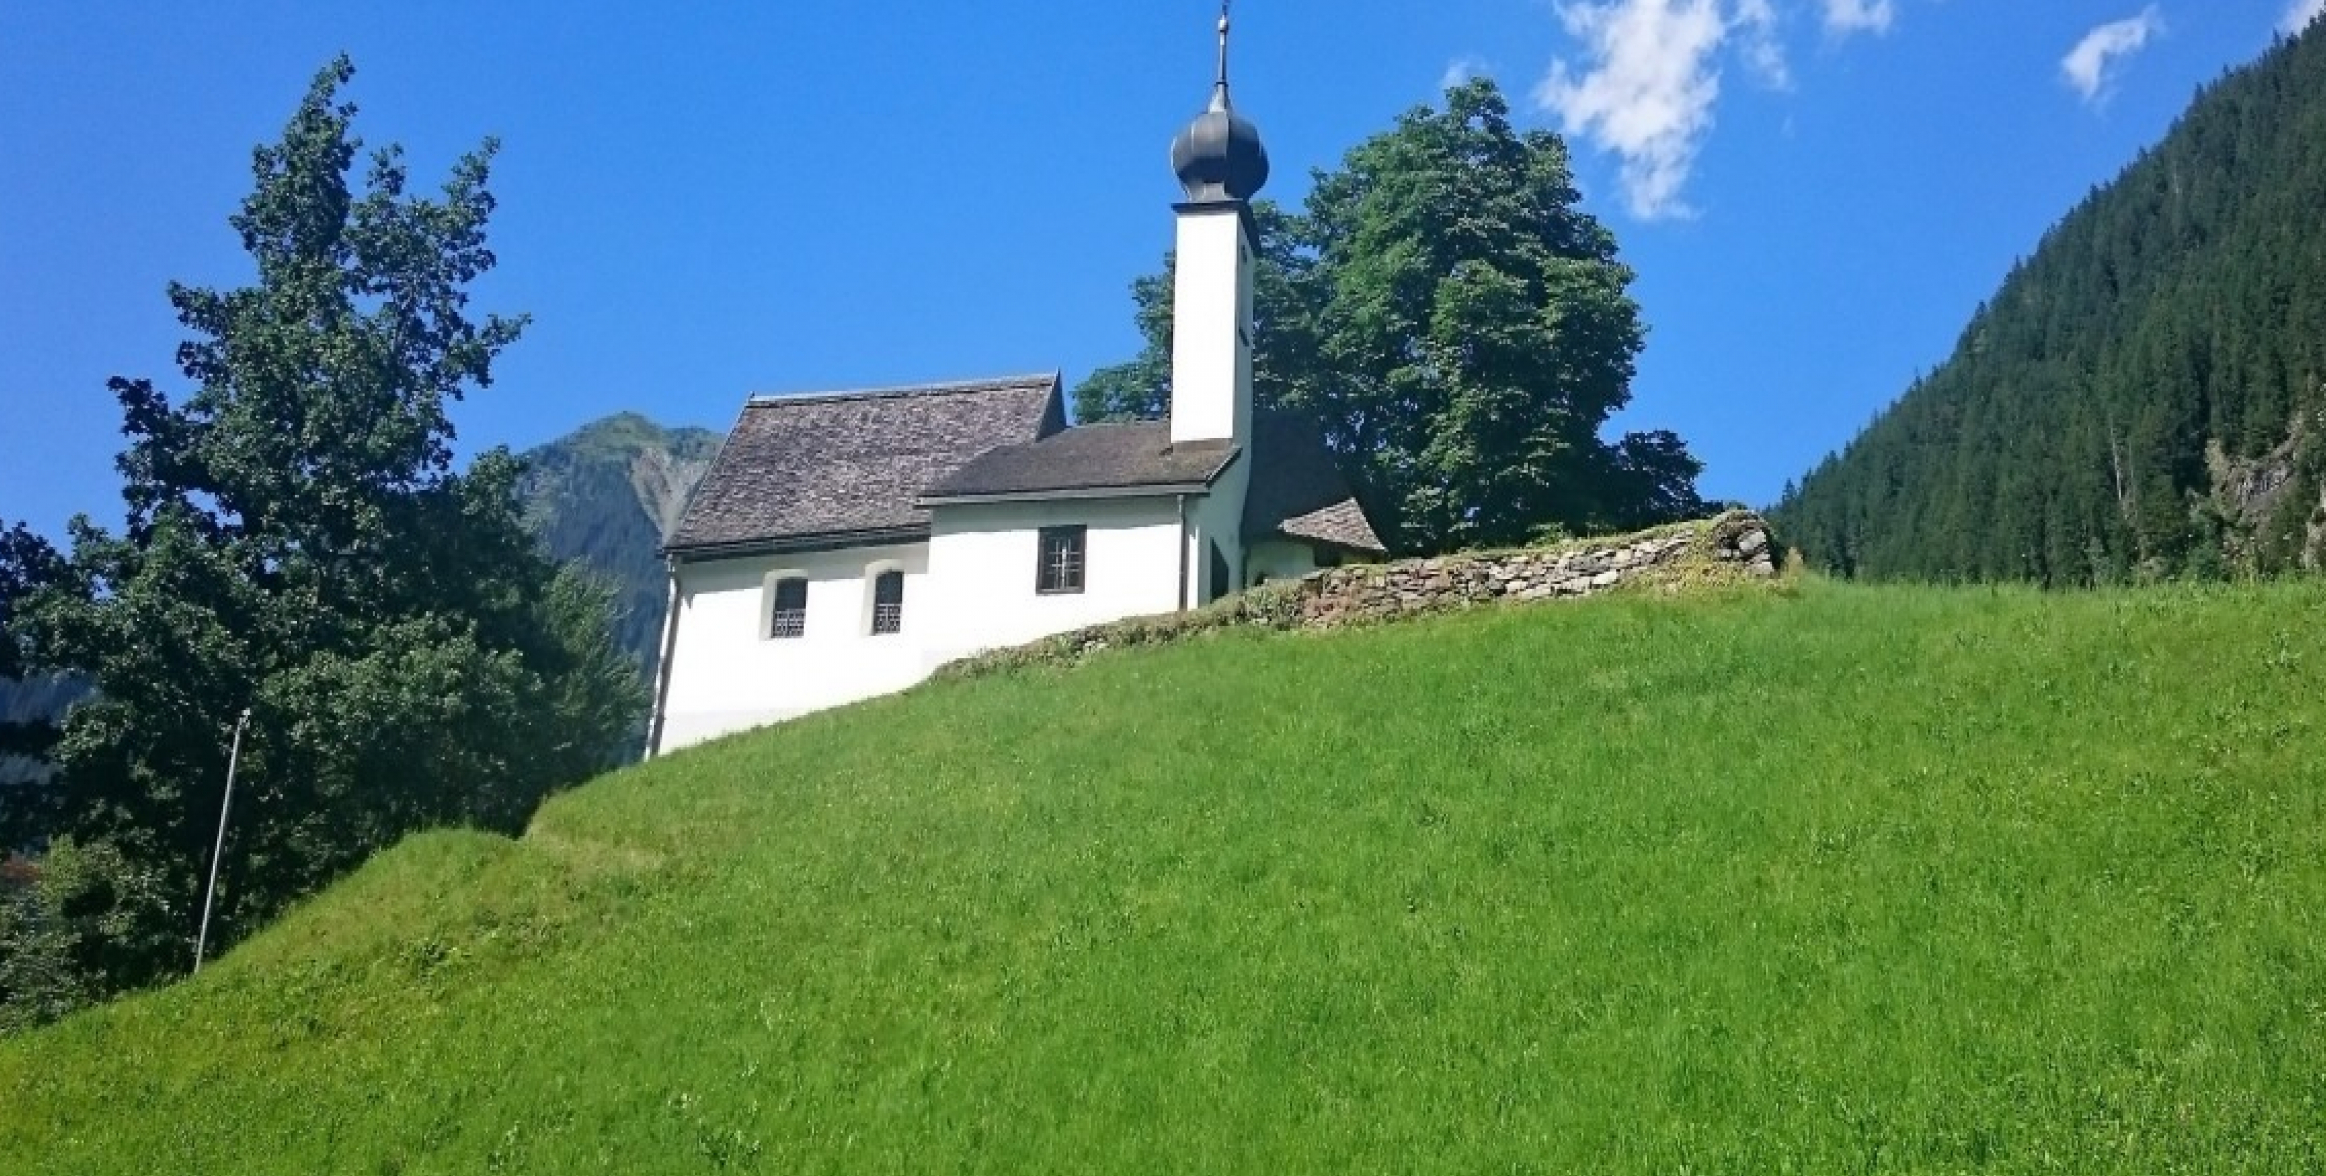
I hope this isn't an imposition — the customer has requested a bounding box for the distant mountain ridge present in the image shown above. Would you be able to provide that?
[0,676,75,787]
[1774,24,2326,583]
[516,412,724,676]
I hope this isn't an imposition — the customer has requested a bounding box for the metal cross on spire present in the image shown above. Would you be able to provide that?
[1218,0,1237,97]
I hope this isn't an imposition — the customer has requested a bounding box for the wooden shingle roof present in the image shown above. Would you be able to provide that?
[667,373,1385,560]
[665,373,1065,556]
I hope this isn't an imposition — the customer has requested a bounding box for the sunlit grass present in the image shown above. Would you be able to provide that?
[4,580,2324,1172]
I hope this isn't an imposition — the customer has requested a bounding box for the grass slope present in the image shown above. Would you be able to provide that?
[5,582,2324,1173]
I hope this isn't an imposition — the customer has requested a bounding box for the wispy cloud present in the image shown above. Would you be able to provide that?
[1820,0,1896,37]
[1441,56,1491,91]
[2285,0,2325,35]
[1734,0,1794,89]
[2061,6,2164,105]
[1536,0,1731,220]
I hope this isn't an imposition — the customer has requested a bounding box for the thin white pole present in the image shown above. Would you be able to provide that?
[193,708,251,975]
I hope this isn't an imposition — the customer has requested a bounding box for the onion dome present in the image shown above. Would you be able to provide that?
[1170,9,1270,203]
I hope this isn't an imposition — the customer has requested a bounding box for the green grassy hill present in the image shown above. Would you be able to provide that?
[4,581,2323,1173]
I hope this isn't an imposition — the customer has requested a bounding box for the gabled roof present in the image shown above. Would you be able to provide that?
[665,373,1065,556]
[921,422,1239,504]
[1244,411,1388,554]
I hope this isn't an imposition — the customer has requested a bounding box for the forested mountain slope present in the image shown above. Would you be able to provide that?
[1773,25,2326,583]
[516,413,720,672]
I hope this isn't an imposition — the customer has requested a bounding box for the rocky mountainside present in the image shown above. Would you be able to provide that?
[1773,24,2326,583]
[515,412,724,677]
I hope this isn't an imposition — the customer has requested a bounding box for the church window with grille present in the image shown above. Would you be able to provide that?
[871,569,905,635]
[1037,526,1086,594]
[769,577,808,639]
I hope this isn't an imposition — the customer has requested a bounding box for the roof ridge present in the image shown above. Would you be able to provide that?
[745,371,1059,408]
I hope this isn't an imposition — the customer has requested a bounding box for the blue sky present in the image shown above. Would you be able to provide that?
[3,1,2320,541]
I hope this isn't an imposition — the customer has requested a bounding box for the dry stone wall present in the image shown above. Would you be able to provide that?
[933,511,1777,682]
[1289,510,1774,628]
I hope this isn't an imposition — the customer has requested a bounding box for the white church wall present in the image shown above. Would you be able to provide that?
[658,540,943,751]
[926,497,1184,656]
[657,500,1203,753]
[1183,454,1250,603]
[1246,539,1321,587]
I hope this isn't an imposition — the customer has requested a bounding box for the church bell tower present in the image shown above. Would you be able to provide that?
[1167,3,1270,448]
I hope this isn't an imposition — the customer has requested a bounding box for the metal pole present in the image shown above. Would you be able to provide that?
[193,707,251,975]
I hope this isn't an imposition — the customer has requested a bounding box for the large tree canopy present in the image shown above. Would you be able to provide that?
[0,58,639,1021]
[1076,78,1701,553]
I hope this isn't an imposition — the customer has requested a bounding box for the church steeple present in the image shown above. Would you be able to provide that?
[1168,1,1263,448]
[1168,3,1270,205]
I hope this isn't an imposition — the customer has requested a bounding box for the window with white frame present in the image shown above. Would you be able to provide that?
[1037,526,1086,594]
[871,569,904,635]
[768,577,808,639]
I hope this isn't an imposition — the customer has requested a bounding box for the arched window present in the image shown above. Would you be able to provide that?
[767,576,808,639]
[871,569,905,635]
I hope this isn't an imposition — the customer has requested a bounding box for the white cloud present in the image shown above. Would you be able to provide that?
[1530,0,1927,221]
[1535,0,1731,220]
[2061,7,2164,105]
[2285,0,2325,35]
[1533,0,1808,220]
[1820,0,1896,37]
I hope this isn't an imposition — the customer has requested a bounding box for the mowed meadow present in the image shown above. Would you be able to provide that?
[4,580,2323,1173]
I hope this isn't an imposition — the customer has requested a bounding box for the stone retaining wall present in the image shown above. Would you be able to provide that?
[934,510,1776,682]
[1290,509,1773,628]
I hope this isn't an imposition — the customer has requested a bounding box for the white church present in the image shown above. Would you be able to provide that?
[646,12,1385,755]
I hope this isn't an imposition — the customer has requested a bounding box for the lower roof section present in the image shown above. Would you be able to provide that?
[921,421,1240,504]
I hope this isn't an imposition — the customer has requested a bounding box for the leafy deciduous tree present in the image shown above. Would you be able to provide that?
[1075,79,1702,553]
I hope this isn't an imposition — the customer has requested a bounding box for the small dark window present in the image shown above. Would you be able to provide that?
[1037,526,1086,594]
[769,577,807,639]
[871,570,904,635]
[1315,548,1344,570]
